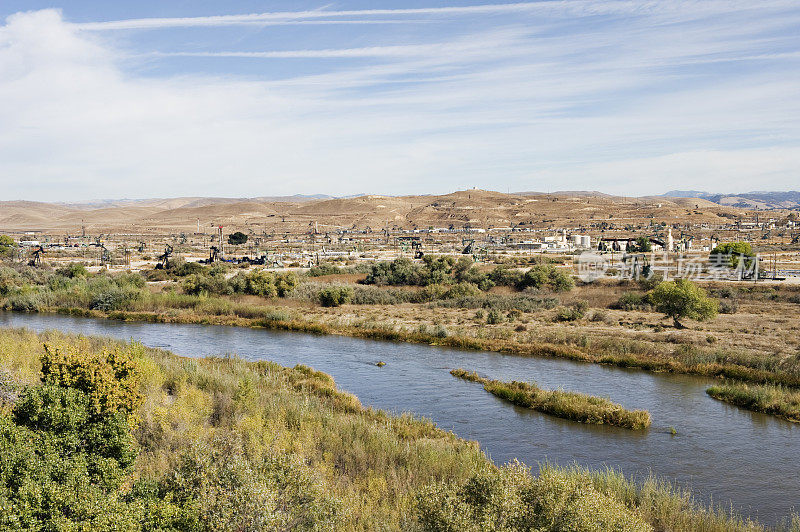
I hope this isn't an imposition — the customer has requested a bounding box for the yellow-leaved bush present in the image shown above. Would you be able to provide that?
[40,341,144,421]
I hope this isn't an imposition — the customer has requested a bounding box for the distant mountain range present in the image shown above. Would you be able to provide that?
[661,191,800,210]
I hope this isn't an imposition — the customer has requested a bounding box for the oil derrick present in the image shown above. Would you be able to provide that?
[156,244,173,269]
[309,221,318,243]
[138,241,146,253]
[412,240,424,259]
[98,244,111,266]
[29,245,45,267]
[462,239,475,254]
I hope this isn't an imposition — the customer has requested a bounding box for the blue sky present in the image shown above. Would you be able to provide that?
[1,1,799,201]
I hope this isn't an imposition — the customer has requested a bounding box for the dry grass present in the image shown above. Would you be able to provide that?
[451,369,651,429]
[707,382,800,422]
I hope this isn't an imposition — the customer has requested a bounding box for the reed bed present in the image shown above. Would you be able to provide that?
[1,328,795,530]
[451,368,651,429]
[707,382,800,423]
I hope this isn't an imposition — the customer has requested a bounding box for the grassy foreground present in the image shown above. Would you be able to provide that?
[0,328,794,531]
[707,383,800,423]
[451,369,651,430]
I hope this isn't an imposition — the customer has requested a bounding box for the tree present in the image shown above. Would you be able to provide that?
[628,237,652,253]
[228,231,248,245]
[710,242,754,268]
[649,278,718,328]
[0,235,13,256]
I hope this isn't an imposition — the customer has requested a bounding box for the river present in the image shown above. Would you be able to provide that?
[1,311,797,525]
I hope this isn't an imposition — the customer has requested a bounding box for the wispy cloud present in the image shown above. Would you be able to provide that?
[71,1,800,30]
[1,3,799,200]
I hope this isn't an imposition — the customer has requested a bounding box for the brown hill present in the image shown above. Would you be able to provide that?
[0,190,772,236]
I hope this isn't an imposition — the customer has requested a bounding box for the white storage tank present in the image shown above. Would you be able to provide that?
[581,235,591,248]
[573,234,581,246]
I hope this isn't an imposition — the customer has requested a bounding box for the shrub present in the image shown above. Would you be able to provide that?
[488,265,524,287]
[649,279,718,328]
[614,292,650,311]
[139,438,340,531]
[2,292,50,312]
[517,264,574,292]
[318,286,354,307]
[0,234,14,254]
[364,258,421,286]
[0,390,140,530]
[183,273,232,296]
[415,461,651,531]
[171,260,208,277]
[90,287,141,311]
[307,263,343,277]
[444,282,482,299]
[0,266,22,296]
[555,301,588,322]
[40,342,144,420]
[55,262,88,278]
[718,299,739,314]
[486,309,504,324]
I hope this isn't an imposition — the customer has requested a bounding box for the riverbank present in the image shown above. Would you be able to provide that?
[0,326,792,531]
[451,368,651,429]
[37,301,800,390]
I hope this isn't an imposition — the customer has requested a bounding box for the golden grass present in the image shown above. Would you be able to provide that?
[707,382,800,423]
[451,368,651,429]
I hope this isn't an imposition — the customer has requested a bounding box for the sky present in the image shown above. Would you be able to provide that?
[1,1,799,201]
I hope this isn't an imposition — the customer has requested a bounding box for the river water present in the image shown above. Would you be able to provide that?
[1,312,797,525]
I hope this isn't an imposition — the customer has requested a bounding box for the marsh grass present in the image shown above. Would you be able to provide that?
[707,382,800,423]
[451,369,651,429]
[0,328,795,531]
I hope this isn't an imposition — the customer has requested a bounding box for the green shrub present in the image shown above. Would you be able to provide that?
[307,263,344,277]
[318,286,354,307]
[139,437,340,531]
[415,461,651,531]
[710,242,755,269]
[614,292,650,311]
[183,273,232,296]
[486,309,503,324]
[555,301,587,322]
[649,279,718,328]
[55,262,88,278]
[517,264,574,292]
[90,287,141,311]
[0,235,14,255]
[444,282,482,299]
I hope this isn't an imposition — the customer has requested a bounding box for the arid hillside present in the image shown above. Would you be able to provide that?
[0,190,783,236]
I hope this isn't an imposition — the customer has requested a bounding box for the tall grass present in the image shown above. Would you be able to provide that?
[451,369,651,430]
[0,328,795,531]
[707,382,800,422]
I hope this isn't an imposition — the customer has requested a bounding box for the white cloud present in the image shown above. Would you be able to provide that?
[70,1,800,30]
[0,6,798,201]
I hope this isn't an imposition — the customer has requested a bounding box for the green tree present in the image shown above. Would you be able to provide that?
[710,242,754,268]
[649,279,718,328]
[227,231,248,245]
[0,235,14,256]
[629,237,652,253]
